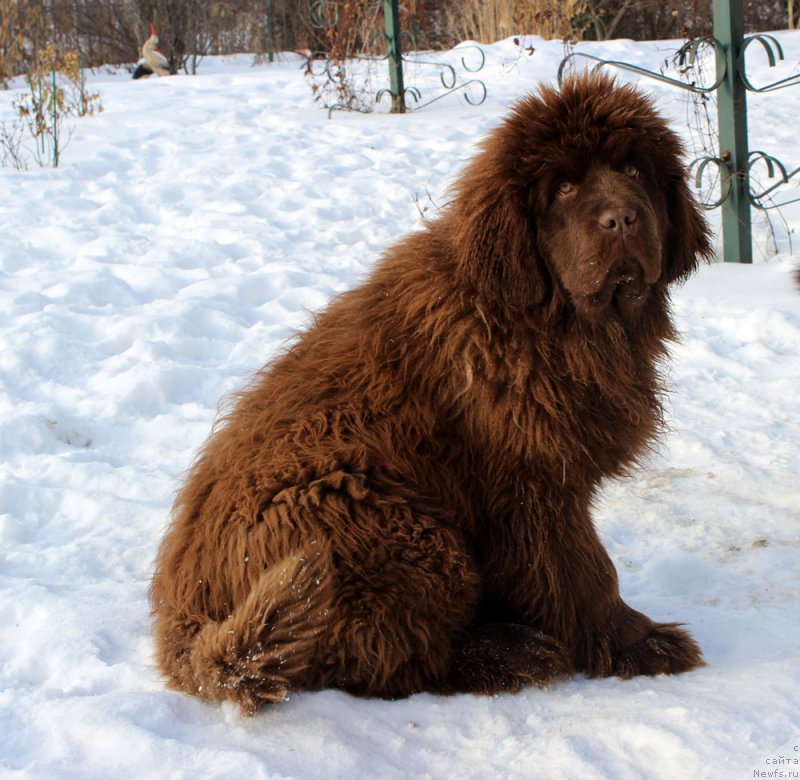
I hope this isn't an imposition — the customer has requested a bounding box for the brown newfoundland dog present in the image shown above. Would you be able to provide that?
[151,74,711,714]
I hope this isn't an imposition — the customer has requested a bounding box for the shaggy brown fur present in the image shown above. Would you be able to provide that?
[151,74,711,715]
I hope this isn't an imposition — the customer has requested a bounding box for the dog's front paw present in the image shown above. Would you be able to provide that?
[612,622,705,678]
[447,623,575,695]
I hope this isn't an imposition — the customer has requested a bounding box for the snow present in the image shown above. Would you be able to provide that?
[1,32,799,779]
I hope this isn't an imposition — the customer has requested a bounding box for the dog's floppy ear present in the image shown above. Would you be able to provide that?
[659,145,715,283]
[448,159,549,310]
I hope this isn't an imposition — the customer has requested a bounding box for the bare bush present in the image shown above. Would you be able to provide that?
[0,119,26,169]
[6,45,102,168]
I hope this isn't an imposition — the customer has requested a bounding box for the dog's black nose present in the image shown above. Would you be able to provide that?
[598,208,637,236]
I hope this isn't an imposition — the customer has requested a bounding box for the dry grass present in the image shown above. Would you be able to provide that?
[445,0,587,44]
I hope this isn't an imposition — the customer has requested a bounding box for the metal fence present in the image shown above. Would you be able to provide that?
[307,0,487,114]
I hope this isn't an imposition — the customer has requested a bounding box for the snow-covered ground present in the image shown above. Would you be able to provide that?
[1,31,798,780]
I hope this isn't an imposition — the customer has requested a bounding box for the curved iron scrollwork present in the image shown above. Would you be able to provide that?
[378,45,487,110]
[746,151,800,210]
[692,156,734,210]
[738,34,800,93]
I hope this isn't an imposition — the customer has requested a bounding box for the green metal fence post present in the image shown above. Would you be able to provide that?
[52,67,59,167]
[713,0,752,263]
[266,0,274,63]
[384,0,405,113]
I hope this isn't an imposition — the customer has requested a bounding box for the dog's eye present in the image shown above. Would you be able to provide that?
[623,163,639,178]
[558,181,575,195]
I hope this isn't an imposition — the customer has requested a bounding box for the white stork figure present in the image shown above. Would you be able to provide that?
[132,23,175,79]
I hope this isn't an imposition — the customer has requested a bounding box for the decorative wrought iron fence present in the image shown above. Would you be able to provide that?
[307,0,487,115]
[559,0,800,263]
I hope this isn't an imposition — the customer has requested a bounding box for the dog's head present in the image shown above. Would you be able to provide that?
[449,74,713,320]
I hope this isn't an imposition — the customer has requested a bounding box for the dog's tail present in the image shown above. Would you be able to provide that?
[155,551,334,715]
